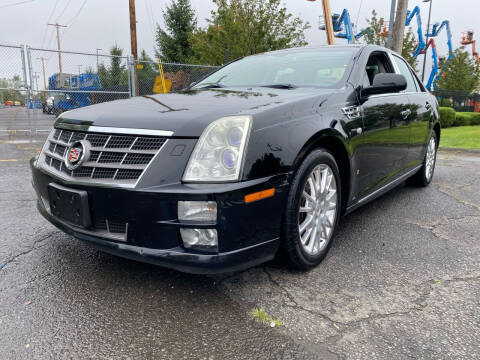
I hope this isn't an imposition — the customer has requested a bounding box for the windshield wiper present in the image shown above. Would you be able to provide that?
[197,82,226,89]
[261,83,298,89]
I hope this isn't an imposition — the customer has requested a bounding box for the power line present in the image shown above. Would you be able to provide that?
[55,0,72,22]
[0,0,35,9]
[41,0,60,48]
[65,0,88,26]
[354,0,364,34]
[144,0,156,52]
[53,0,88,50]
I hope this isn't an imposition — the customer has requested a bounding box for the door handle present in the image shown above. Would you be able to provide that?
[425,101,432,110]
[400,109,411,119]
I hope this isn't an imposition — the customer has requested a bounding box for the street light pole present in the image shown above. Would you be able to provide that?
[421,0,433,82]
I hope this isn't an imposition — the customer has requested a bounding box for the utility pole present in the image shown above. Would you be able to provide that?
[321,0,335,45]
[48,23,67,74]
[391,0,409,54]
[96,48,102,70]
[129,0,139,96]
[387,0,397,49]
[37,57,48,90]
[33,72,39,92]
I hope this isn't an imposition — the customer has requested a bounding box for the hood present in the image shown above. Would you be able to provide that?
[57,88,333,137]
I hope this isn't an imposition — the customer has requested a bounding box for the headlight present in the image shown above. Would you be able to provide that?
[183,115,252,182]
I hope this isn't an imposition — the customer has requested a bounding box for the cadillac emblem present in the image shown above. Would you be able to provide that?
[64,140,89,170]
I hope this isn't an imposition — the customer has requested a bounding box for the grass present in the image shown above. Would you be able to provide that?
[250,307,284,327]
[440,125,480,150]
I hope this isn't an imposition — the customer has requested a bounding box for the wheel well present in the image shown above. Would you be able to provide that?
[433,122,441,147]
[294,135,351,213]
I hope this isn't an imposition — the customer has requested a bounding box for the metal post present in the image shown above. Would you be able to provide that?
[387,0,397,49]
[127,55,134,98]
[422,0,433,82]
[20,45,29,93]
[96,48,102,71]
[24,45,33,135]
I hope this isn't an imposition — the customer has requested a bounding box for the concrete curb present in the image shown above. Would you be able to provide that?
[439,147,480,155]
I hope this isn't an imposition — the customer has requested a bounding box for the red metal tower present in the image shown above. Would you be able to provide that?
[461,30,479,61]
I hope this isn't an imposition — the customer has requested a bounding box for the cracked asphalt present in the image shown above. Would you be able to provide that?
[1,128,479,359]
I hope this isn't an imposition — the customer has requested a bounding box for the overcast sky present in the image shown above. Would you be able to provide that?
[0,0,476,89]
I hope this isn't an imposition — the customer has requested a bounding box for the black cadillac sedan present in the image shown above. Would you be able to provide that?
[31,45,440,274]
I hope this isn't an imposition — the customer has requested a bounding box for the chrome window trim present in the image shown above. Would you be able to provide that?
[55,123,174,137]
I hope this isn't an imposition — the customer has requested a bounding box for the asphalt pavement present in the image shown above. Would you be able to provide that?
[0,126,479,359]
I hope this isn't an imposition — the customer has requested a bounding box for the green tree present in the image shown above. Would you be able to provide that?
[189,0,310,66]
[436,47,480,93]
[97,45,129,89]
[363,10,418,71]
[0,76,24,104]
[155,0,197,63]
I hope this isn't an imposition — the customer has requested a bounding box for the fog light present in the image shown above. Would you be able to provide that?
[180,228,218,250]
[178,201,217,222]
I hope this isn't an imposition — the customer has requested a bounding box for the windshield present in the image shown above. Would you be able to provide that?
[194,48,357,89]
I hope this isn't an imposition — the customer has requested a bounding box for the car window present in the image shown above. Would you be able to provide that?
[392,55,417,92]
[365,52,395,85]
[194,49,357,89]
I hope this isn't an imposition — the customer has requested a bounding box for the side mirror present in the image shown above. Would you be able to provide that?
[360,73,407,98]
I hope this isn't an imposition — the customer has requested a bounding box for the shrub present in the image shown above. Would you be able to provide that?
[453,112,480,126]
[438,107,456,128]
[454,113,471,126]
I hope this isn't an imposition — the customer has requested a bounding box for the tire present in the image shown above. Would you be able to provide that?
[282,149,342,270]
[407,132,437,187]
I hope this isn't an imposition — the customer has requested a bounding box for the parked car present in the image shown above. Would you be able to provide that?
[42,96,55,114]
[5,100,13,106]
[30,45,440,274]
[14,100,21,106]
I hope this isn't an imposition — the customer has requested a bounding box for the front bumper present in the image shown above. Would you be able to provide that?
[31,158,290,274]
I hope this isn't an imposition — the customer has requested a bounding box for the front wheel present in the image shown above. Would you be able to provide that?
[282,149,341,270]
[407,132,437,187]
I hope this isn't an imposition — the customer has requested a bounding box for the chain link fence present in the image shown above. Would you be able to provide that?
[136,59,219,95]
[0,43,219,137]
[432,90,480,112]
[0,44,31,136]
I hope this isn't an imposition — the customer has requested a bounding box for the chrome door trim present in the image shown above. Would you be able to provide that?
[357,165,422,204]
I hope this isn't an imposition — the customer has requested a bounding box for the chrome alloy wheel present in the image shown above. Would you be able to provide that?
[425,136,436,181]
[298,164,338,256]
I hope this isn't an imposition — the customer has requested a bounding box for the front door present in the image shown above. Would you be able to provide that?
[355,93,411,198]
[351,51,411,200]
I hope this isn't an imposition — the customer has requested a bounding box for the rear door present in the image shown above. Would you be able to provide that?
[353,51,411,199]
[391,54,431,168]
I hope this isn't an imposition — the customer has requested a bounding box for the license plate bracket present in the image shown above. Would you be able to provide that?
[48,183,91,228]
